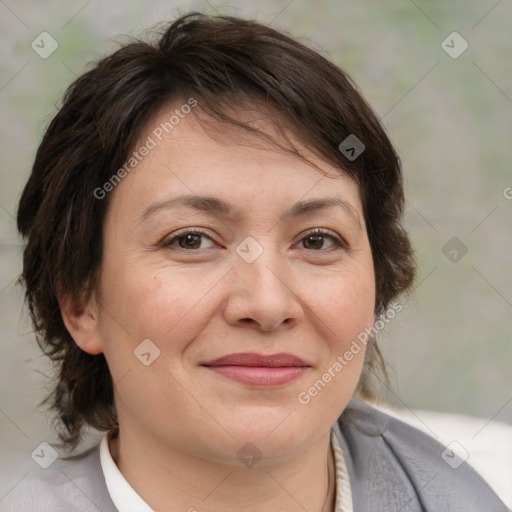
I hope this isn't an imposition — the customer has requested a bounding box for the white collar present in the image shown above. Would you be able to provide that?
[100,434,153,512]
[100,429,352,512]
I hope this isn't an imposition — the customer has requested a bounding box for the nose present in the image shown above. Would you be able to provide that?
[223,248,304,332]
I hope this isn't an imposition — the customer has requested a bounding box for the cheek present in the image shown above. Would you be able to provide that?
[97,262,224,354]
[296,265,375,409]
[292,272,375,440]
[310,262,376,343]
[304,260,375,389]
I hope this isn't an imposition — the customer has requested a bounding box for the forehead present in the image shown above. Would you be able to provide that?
[106,101,363,222]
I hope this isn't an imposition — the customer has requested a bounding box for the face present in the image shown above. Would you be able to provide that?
[83,103,375,466]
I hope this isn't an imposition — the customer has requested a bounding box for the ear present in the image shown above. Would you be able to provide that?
[58,288,103,355]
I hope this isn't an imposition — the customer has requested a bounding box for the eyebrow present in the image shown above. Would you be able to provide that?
[139,194,361,227]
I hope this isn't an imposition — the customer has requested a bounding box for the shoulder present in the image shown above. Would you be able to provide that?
[336,398,511,511]
[373,400,512,508]
[1,445,117,512]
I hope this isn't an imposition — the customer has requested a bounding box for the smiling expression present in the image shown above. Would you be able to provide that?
[81,103,376,465]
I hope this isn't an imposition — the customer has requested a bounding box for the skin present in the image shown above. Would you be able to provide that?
[60,103,376,512]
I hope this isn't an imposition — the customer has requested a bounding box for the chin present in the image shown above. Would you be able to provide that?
[221,411,317,462]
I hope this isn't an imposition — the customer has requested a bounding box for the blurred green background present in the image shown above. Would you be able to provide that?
[1,0,511,491]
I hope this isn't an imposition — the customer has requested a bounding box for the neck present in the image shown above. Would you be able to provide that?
[110,425,335,512]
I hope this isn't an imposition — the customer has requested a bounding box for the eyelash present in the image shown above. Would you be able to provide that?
[162,228,346,252]
[161,228,215,250]
[295,228,346,251]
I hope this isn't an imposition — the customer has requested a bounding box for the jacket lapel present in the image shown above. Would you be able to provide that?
[334,398,508,511]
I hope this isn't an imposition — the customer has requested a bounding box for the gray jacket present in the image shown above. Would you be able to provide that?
[1,398,508,511]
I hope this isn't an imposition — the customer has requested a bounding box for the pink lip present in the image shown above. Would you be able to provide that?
[202,352,310,387]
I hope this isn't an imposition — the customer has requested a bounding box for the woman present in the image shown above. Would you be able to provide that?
[6,12,508,512]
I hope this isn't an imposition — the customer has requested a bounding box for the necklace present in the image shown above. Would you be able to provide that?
[320,443,336,512]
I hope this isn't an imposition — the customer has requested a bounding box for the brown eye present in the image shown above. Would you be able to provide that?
[177,233,202,249]
[163,230,215,250]
[299,230,343,251]
[303,235,326,250]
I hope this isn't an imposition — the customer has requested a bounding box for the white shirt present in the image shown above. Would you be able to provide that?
[100,407,512,511]
[99,429,353,512]
[100,435,153,512]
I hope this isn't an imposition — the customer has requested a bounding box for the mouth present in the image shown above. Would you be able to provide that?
[201,352,310,387]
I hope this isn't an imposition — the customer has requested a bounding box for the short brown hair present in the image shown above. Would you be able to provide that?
[17,12,415,448]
